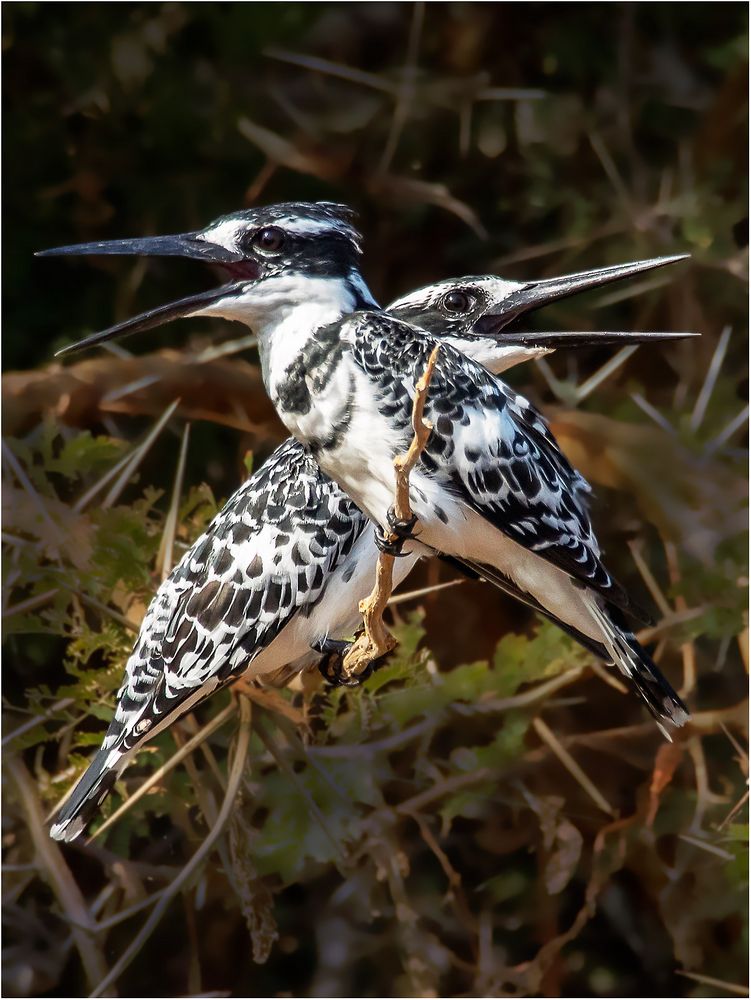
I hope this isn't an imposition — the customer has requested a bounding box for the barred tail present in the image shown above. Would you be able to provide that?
[49,746,130,843]
[584,595,690,740]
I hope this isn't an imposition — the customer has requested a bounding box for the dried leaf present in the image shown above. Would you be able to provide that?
[646,742,685,827]
[519,787,584,895]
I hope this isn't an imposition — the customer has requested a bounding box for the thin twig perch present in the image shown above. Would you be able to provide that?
[342,344,441,680]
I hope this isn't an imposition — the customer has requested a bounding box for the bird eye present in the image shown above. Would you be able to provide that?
[442,290,472,314]
[253,226,286,254]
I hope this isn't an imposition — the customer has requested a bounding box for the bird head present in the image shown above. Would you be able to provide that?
[387,257,694,374]
[39,203,693,364]
[38,202,375,356]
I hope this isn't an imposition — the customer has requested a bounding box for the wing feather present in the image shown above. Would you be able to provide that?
[105,438,368,753]
[348,313,633,614]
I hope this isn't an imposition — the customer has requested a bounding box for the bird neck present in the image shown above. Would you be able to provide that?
[253,273,372,406]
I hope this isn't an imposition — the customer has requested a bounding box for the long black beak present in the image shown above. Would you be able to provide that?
[53,282,251,357]
[474,254,691,343]
[36,233,243,264]
[494,328,698,348]
[37,232,259,357]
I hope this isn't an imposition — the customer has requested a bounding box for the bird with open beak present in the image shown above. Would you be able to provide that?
[39,203,693,842]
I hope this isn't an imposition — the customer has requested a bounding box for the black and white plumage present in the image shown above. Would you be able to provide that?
[269,307,690,738]
[49,439,373,842]
[41,204,692,840]
[49,265,628,844]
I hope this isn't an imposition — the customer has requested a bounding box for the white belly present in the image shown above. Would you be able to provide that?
[419,505,601,642]
[244,526,421,680]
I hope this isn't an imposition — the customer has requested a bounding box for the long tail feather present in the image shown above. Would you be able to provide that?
[583,595,690,739]
[49,746,130,843]
[461,557,689,738]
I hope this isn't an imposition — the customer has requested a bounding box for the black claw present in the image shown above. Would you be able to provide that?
[374,524,406,557]
[312,632,389,687]
[311,636,349,656]
[386,505,418,540]
[313,636,362,686]
[374,508,418,556]
[319,654,368,687]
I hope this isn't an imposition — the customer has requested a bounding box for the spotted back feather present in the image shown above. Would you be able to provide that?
[50,438,369,840]
[346,311,629,612]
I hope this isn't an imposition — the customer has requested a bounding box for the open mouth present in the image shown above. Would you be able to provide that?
[36,232,260,357]
[472,255,696,348]
[38,230,694,358]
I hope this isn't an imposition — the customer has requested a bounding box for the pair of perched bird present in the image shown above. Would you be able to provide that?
[40,202,693,842]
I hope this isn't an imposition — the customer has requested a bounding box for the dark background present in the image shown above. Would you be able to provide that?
[3,4,748,998]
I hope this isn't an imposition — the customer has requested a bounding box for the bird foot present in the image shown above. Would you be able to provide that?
[312,633,388,687]
[374,506,418,556]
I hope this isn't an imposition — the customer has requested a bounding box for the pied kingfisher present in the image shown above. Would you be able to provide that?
[41,204,691,841]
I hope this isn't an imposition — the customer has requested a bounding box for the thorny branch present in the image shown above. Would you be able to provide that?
[341,345,441,681]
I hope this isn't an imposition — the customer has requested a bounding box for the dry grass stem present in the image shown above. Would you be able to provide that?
[378,0,424,174]
[101,373,162,406]
[532,717,616,816]
[628,541,673,617]
[677,832,736,861]
[101,398,181,509]
[574,345,639,402]
[73,441,145,512]
[75,592,140,633]
[718,788,750,831]
[690,325,732,432]
[341,344,440,680]
[634,604,707,644]
[2,695,74,748]
[662,538,697,697]
[706,403,749,454]
[588,658,629,694]
[675,970,749,996]
[255,716,346,864]
[7,758,113,995]
[630,392,676,435]
[3,440,63,544]
[453,666,587,715]
[3,586,59,619]
[158,422,191,581]
[87,703,237,843]
[89,696,253,998]
[388,577,466,606]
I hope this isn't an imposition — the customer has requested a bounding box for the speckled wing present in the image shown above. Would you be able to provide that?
[494,381,592,504]
[104,437,368,753]
[348,313,629,613]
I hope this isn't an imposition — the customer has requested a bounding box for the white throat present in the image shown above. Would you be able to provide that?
[254,273,356,334]
[253,275,359,393]
[190,273,362,391]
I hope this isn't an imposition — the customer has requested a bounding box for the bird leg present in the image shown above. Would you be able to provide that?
[340,345,441,682]
[317,639,363,686]
[231,674,259,699]
[386,506,419,539]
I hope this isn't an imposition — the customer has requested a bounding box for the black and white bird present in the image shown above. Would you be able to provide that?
[41,204,691,840]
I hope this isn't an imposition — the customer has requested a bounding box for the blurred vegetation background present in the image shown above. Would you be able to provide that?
[2,3,748,997]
